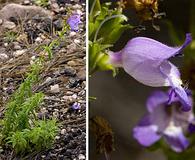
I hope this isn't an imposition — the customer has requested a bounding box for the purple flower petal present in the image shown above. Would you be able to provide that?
[164,124,189,152]
[173,87,192,111]
[159,61,192,111]
[146,91,169,112]
[188,122,195,133]
[123,33,192,61]
[67,14,81,32]
[133,125,161,146]
[108,34,192,88]
[71,102,81,110]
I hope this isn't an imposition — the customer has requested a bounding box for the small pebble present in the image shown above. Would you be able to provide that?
[67,60,76,66]
[74,39,80,44]
[23,0,30,4]
[45,77,52,83]
[3,21,16,29]
[50,84,60,93]
[72,4,82,9]
[35,37,43,43]
[78,154,85,160]
[72,94,77,99]
[0,19,3,25]
[14,45,22,50]
[13,49,26,57]
[55,136,60,140]
[70,31,77,37]
[0,53,9,61]
[61,128,66,135]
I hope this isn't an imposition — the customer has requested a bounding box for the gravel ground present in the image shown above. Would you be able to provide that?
[0,0,86,159]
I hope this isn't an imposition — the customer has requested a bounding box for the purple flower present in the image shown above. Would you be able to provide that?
[71,102,81,110]
[67,14,81,32]
[109,34,192,111]
[133,90,194,152]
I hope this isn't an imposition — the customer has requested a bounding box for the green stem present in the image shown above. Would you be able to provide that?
[93,14,127,42]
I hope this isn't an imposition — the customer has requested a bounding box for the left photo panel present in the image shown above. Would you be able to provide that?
[0,0,86,159]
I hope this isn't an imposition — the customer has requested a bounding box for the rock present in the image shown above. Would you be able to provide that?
[72,94,77,99]
[45,77,52,83]
[72,4,82,9]
[0,53,8,61]
[67,60,76,66]
[35,37,43,43]
[13,42,22,50]
[76,9,83,15]
[2,21,16,29]
[23,0,30,5]
[55,136,60,140]
[53,19,63,30]
[74,39,80,44]
[50,84,60,93]
[62,67,76,76]
[77,68,85,80]
[13,49,27,57]
[0,4,52,21]
[51,2,60,13]
[61,129,66,135]
[78,154,85,160]
[0,19,3,25]
[70,31,77,37]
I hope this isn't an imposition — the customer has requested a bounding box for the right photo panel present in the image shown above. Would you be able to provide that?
[89,0,195,160]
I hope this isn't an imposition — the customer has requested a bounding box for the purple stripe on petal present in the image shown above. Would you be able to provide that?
[133,125,161,146]
[174,87,192,111]
[164,125,189,152]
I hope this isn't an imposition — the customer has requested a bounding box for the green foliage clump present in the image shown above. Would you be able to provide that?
[34,0,49,7]
[4,31,18,43]
[0,59,58,154]
[89,0,132,75]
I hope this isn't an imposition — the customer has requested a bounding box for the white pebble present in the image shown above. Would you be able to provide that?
[78,154,85,160]
[13,49,27,57]
[60,129,66,135]
[3,21,16,29]
[72,4,82,9]
[50,84,60,93]
[45,77,52,83]
[0,53,8,61]
[70,31,77,37]
[72,94,77,99]
[76,9,83,15]
[55,136,60,140]
[74,39,80,44]
[35,37,42,43]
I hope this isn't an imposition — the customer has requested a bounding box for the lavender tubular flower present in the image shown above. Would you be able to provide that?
[133,90,194,152]
[67,14,81,32]
[108,33,192,111]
